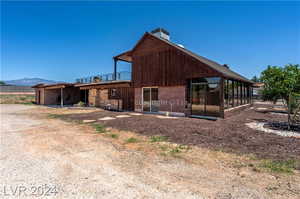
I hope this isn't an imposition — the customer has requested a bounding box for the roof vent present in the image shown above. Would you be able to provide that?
[223,64,229,68]
[151,28,170,41]
[177,44,184,48]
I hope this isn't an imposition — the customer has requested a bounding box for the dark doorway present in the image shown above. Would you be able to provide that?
[80,90,89,104]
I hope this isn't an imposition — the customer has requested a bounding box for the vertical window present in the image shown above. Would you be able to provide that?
[224,79,228,109]
[228,80,233,108]
[240,82,243,105]
[110,88,117,97]
[234,81,239,106]
[151,88,159,112]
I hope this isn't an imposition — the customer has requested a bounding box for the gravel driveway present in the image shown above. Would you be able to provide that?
[0,105,298,199]
[0,105,206,198]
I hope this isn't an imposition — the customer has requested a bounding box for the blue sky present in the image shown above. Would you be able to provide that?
[1,1,299,82]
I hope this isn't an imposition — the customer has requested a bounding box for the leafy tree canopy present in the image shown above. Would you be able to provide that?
[0,81,5,85]
[260,64,300,103]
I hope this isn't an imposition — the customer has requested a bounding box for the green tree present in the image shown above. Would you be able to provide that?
[251,75,260,82]
[0,81,5,85]
[260,64,300,129]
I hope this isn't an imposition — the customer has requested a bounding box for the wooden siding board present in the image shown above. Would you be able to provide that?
[132,47,222,87]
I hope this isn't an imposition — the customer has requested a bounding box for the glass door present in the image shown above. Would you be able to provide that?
[143,88,159,112]
[143,88,151,112]
[191,83,207,115]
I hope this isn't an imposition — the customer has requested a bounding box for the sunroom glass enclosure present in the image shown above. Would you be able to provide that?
[188,77,252,118]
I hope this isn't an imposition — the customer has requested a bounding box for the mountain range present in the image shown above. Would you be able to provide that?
[3,78,63,86]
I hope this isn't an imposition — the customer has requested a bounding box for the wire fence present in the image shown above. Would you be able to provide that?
[0,85,34,93]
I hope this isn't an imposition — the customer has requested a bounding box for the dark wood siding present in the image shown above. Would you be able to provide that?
[132,36,221,87]
[108,87,134,111]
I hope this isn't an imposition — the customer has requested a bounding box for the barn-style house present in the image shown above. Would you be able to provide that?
[34,28,253,118]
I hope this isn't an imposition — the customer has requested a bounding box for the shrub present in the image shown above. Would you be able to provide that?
[126,137,139,143]
[260,159,298,174]
[109,134,118,139]
[91,124,106,133]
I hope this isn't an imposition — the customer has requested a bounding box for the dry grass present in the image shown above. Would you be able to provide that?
[0,94,35,104]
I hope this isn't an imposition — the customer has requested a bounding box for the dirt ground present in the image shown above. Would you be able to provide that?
[1,104,300,199]
[59,104,300,161]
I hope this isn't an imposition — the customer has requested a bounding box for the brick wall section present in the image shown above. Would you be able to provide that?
[134,86,186,114]
[158,86,186,113]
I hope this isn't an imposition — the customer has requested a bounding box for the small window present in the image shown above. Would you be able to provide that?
[110,88,117,97]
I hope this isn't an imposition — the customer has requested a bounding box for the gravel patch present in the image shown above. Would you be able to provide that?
[129,113,143,116]
[156,115,178,119]
[82,119,96,123]
[246,122,300,138]
[116,115,131,118]
[98,117,115,121]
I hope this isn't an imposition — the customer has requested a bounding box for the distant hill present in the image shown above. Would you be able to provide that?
[3,78,63,86]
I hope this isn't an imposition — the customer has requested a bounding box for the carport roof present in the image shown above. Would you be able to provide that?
[32,83,74,89]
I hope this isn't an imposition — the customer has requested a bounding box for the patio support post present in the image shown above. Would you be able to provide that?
[61,87,64,107]
[113,58,117,80]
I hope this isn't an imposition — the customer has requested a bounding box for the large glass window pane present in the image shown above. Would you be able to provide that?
[151,88,159,112]
[224,79,228,109]
[241,83,244,105]
[234,81,239,106]
[191,84,206,115]
[228,80,233,108]
[191,77,221,117]
[206,77,221,117]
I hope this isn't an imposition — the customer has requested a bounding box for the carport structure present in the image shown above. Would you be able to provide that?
[32,83,80,106]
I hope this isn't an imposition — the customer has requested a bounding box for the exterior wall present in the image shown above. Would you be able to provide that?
[134,86,186,114]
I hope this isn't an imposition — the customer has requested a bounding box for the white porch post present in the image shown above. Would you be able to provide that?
[61,87,64,107]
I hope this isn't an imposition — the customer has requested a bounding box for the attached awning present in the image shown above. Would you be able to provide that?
[113,50,132,62]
